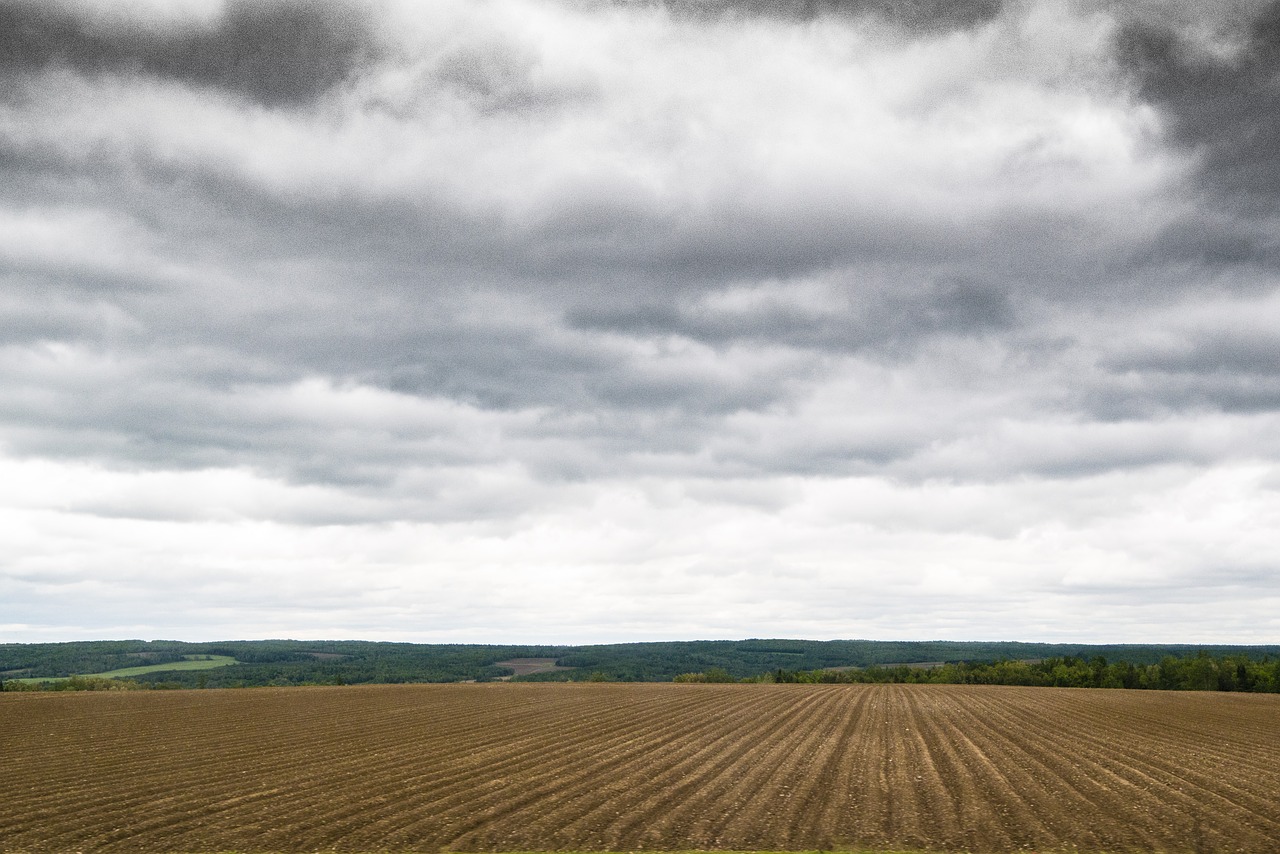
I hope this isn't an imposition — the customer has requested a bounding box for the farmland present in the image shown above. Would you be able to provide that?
[7,654,237,684]
[1,683,1277,853]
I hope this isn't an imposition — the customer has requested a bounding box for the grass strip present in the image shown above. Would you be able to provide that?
[9,654,237,683]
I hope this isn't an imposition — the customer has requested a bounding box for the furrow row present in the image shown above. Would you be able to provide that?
[3,683,1279,853]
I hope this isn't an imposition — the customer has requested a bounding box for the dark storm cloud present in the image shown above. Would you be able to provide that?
[565,277,1014,353]
[1089,329,1280,417]
[1136,214,1280,270]
[1117,1,1280,210]
[1,0,1275,501]
[1107,330,1280,376]
[0,0,372,107]
[2,0,1279,646]
[639,0,1003,33]
[1144,376,1280,415]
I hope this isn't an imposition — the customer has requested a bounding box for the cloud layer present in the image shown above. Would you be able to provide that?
[2,0,1278,644]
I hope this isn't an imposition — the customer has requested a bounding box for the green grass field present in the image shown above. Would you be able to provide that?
[10,654,237,683]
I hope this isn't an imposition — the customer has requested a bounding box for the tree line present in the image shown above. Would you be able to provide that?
[737,653,1280,692]
[5,639,1280,691]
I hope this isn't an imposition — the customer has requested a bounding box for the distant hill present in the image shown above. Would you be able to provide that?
[4,638,1279,689]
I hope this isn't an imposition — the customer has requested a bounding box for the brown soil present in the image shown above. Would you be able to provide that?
[1,683,1277,852]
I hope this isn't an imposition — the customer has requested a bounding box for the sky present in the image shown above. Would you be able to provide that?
[2,0,1278,646]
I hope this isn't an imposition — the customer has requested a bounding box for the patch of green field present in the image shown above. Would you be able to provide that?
[9,654,237,684]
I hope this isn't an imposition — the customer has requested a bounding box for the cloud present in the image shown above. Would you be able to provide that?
[642,0,1004,33]
[1,0,1278,643]
[1114,0,1280,282]
[1117,0,1280,208]
[0,0,372,107]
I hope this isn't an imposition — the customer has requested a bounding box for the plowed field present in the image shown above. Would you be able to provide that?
[1,683,1277,853]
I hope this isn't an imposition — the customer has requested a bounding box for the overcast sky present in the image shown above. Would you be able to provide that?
[2,0,1278,645]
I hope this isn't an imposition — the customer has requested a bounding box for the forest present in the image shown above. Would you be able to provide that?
[4,638,1280,691]
[736,652,1280,692]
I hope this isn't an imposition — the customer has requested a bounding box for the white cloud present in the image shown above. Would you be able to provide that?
[3,449,1277,643]
[2,0,1278,644]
